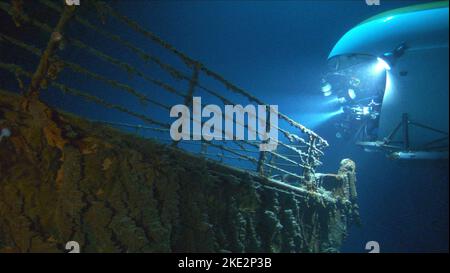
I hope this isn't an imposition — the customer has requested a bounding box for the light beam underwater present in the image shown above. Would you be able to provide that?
[296,107,344,129]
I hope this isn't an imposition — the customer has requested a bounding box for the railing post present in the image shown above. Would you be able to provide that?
[266,154,275,177]
[27,5,76,100]
[172,62,200,147]
[257,105,271,176]
[303,135,317,188]
[256,149,266,176]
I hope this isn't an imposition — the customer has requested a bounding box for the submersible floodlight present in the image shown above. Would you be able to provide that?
[321,81,332,96]
[374,57,391,73]
[347,88,356,100]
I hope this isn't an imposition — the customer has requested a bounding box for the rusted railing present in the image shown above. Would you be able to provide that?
[0,0,329,185]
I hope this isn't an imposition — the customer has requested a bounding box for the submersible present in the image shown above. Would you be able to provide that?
[324,1,449,160]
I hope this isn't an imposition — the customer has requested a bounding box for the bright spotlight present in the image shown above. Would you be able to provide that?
[321,83,331,92]
[374,57,391,73]
[321,82,332,96]
[348,88,356,100]
[362,106,370,116]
